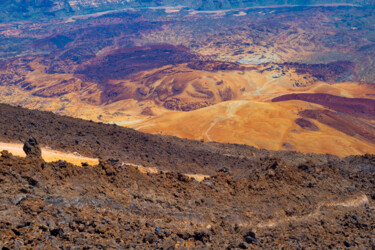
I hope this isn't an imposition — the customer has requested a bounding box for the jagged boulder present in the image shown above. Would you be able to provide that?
[23,137,42,159]
[99,158,117,176]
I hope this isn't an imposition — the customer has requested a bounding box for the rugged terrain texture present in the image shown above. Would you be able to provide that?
[0,104,374,248]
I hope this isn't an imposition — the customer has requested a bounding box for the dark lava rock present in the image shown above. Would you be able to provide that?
[99,159,117,176]
[238,242,248,249]
[58,160,67,168]
[244,231,256,244]
[0,150,12,159]
[23,138,42,159]
[19,197,45,214]
[218,167,230,174]
[50,228,64,237]
[108,158,120,166]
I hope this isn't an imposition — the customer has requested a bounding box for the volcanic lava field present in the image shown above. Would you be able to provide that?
[0,103,374,248]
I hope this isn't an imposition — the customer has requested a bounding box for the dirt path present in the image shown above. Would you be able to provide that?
[256,194,369,228]
[205,101,248,141]
[0,141,209,181]
[0,142,99,166]
[253,77,280,97]
[122,162,209,182]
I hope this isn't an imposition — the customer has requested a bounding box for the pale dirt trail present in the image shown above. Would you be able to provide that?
[205,101,248,141]
[0,142,209,181]
[256,194,370,229]
[122,162,209,182]
[252,77,280,97]
[0,142,99,166]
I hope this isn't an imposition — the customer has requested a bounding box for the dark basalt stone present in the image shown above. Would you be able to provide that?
[23,137,42,159]
[244,231,256,244]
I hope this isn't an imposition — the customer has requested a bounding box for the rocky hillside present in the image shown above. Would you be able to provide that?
[0,103,343,176]
[0,103,374,248]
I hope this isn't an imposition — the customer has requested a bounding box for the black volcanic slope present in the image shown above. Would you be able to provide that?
[0,103,374,248]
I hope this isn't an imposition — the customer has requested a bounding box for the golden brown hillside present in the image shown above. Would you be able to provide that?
[1,5,375,157]
[1,53,375,156]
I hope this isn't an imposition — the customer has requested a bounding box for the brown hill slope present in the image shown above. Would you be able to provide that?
[0,104,374,248]
[0,103,345,176]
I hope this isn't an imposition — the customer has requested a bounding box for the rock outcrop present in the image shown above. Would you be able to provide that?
[23,138,42,160]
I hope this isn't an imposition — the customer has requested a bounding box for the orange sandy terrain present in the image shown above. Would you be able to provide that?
[1,57,375,157]
[129,99,375,157]
[1,4,375,157]
[118,65,375,157]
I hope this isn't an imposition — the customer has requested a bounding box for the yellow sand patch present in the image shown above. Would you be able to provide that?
[0,142,98,166]
[122,163,210,182]
[185,174,209,182]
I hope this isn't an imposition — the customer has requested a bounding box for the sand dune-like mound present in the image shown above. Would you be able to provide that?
[130,99,375,157]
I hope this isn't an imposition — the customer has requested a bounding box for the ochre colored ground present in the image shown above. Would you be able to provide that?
[129,100,375,157]
[1,60,375,157]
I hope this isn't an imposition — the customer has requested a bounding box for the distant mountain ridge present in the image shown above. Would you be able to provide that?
[1,0,374,21]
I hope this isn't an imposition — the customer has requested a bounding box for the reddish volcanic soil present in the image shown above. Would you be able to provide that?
[74,44,209,83]
[300,109,375,145]
[271,93,375,147]
[272,93,375,120]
